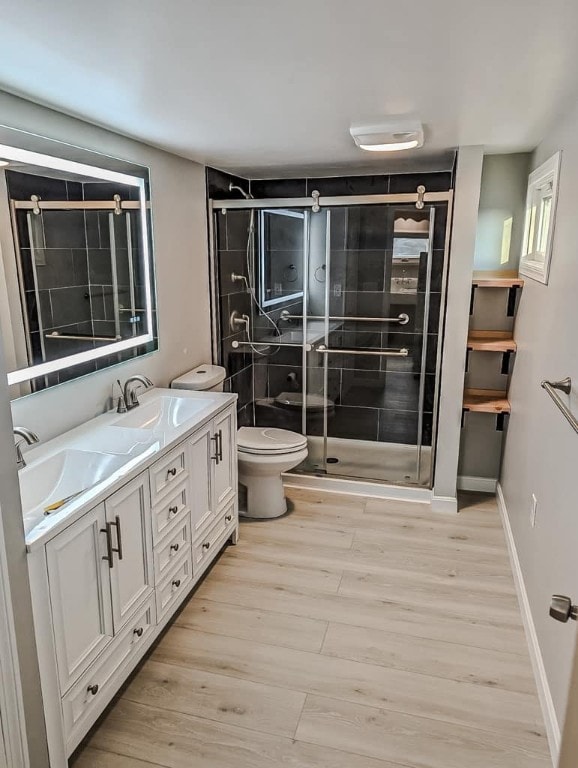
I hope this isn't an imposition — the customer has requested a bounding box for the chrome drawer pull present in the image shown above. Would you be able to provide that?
[170,543,180,553]
[133,627,144,638]
[172,579,181,588]
[168,505,178,515]
[202,542,210,550]
[87,684,99,696]
[225,514,232,522]
[167,467,178,479]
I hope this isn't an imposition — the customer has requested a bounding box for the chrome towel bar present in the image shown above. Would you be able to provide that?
[541,377,578,435]
[316,345,409,357]
[280,310,410,325]
[231,340,313,351]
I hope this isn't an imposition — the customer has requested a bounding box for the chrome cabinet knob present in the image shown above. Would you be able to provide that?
[202,542,210,550]
[172,579,181,588]
[170,543,179,553]
[87,684,99,696]
[225,514,232,522]
[549,595,578,623]
[169,506,178,515]
[133,627,144,637]
[167,467,177,478]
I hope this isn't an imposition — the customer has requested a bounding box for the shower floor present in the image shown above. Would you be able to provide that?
[292,436,432,486]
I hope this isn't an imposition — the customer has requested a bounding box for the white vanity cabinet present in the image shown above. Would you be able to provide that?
[27,397,238,767]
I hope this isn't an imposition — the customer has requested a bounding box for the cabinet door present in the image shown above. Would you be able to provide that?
[189,424,214,539]
[46,504,113,692]
[105,473,154,632]
[212,407,236,511]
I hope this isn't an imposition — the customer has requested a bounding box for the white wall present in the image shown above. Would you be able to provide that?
[500,102,578,742]
[0,91,212,766]
[433,146,483,511]
[0,91,211,441]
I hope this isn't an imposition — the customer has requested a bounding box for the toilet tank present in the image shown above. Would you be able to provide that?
[171,364,226,392]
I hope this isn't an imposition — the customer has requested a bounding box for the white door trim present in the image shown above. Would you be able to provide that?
[0,511,29,768]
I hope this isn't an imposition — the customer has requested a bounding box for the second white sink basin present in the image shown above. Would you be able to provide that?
[111,395,209,431]
[19,448,130,534]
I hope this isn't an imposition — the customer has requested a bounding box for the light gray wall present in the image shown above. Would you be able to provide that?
[0,91,211,440]
[0,91,212,765]
[459,152,530,483]
[433,145,483,511]
[474,153,531,272]
[501,103,578,732]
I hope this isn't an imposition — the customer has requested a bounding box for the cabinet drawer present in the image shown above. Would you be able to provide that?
[62,598,154,748]
[192,505,236,575]
[152,481,188,543]
[155,552,193,623]
[154,516,191,583]
[150,444,188,505]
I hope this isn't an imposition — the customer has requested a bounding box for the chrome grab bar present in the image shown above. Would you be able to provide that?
[280,310,409,325]
[231,340,313,351]
[541,377,578,435]
[316,345,409,357]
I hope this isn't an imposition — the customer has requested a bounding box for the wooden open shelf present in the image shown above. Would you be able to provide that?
[472,270,524,288]
[467,331,517,353]
[463,388,511,414]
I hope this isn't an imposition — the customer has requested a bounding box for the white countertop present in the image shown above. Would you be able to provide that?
[21,388,237,550]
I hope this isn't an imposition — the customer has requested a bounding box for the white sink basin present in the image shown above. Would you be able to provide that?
[111,395,209,431]
[19,449,130,534]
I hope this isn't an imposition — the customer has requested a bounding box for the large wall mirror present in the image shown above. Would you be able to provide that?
[0,129,157,399]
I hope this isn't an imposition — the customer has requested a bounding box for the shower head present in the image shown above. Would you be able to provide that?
[229,183,253,200]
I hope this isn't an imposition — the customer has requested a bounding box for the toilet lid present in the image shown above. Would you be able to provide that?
[238,427,307,455]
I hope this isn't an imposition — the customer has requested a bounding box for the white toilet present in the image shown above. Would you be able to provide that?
[171,364,227,392]
[171,364,308,519]
[237,427,308,519]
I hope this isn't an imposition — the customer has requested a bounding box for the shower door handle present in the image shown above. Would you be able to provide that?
[316,345,409,357]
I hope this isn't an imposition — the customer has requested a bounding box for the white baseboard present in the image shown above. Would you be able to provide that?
[457,475,497,493]
[496,482,559,765]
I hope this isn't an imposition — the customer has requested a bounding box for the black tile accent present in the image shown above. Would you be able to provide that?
[378,409,419,445]
[388,172,452,194]
[326,406,379,441]
[87,248,113,284]
[306,175,389,197]
[225,366,253,409]
[206,167,249,199]
[250,178,307,198]
[42,210,86,248]
[346,206,393,250]
[330,250,387,292]
[50,286,92,327]
[219,250,248,295]
[6,170,68,201]
[226,210,252,251]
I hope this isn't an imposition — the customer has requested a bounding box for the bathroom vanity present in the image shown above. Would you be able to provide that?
[21,388,238,766]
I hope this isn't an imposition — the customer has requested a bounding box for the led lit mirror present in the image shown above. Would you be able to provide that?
[0,137,157,398]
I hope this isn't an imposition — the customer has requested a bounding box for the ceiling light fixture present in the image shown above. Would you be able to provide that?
[350,118,424,153]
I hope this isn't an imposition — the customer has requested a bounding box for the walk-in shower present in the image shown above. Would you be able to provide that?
[209,176,452,488]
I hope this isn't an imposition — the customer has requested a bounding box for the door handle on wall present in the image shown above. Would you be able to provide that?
[550,595,578,623]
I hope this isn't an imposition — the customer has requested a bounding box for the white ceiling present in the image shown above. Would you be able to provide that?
[1,0,578,177]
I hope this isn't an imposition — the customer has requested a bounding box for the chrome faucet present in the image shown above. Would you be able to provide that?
[121,375,154,412]
[13,427,40,470]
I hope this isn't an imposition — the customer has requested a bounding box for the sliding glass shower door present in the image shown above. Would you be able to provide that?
[301,203,438,486]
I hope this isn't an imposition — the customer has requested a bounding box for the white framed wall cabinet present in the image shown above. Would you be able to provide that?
[519,151,561,284]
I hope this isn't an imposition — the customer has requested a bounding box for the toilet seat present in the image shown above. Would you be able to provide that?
[237,427,307,456]
[274,391,334,412]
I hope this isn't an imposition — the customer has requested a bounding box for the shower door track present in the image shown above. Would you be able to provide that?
[211,190,452,210]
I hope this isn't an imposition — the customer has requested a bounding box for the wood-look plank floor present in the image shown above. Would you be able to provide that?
[72,490,551,768]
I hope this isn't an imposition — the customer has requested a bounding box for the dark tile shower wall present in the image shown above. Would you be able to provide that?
[208,167,452,445]
[7,171,154,388]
